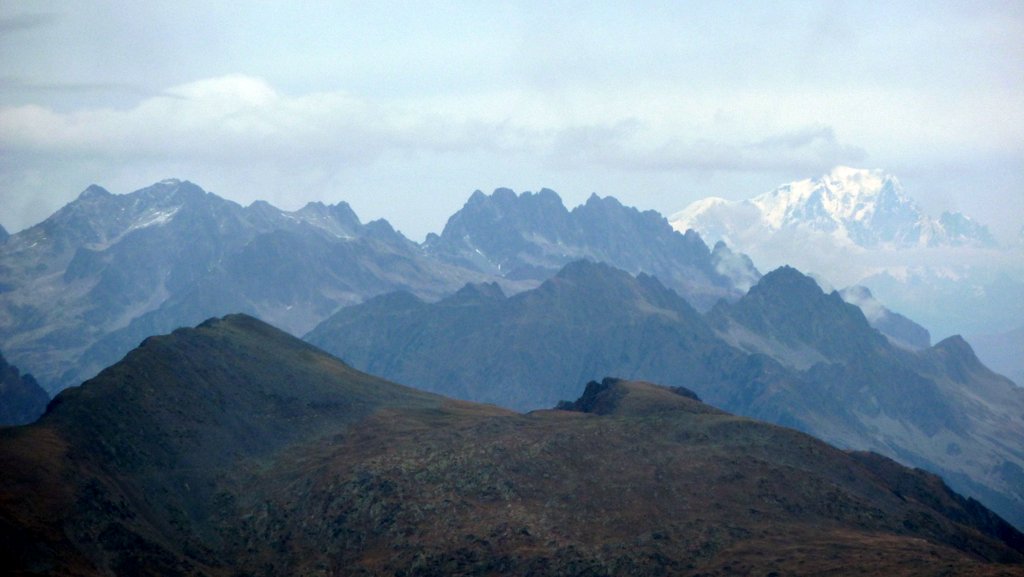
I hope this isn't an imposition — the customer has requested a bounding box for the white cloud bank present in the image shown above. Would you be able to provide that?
[1,74,876,169]
[0,74,883,236]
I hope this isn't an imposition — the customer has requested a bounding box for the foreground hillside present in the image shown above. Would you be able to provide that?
[2,315,1022,576]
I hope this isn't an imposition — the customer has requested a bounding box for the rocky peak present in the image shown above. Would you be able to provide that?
[363,218,406,243]
[546,260,632,291]
[540,261,703,323]
[327,201,361,225]
[748,265,826,302]
[137,179,207,205]
[450,281,505,303]
[929,335,988,383]
[573,193,664,230]
[77,184,113,201]
[294,200,363,238]
[490,186,518,204]
[711,265,888,363]
[442,188,570,232]
[934,335,976,356]
[556,377,707,416]
[580,192,622,210]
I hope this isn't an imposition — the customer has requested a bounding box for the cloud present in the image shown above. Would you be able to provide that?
[0,74,872,178]
[0,73,884,241]
[546,119,866,174]
[752,126,865,157]
[0,75,511,167]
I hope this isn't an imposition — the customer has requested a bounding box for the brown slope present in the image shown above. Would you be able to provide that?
[230,378,1024,576]
[0,318,1022,576]
[0,314,457,576]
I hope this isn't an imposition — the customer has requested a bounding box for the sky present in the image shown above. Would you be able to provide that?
[1,1,1022,242]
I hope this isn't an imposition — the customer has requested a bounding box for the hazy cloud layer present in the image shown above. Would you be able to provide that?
[0,2,1021,240]
[0,75,872,167]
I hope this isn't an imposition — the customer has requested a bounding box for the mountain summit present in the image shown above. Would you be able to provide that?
[671,166,995,250]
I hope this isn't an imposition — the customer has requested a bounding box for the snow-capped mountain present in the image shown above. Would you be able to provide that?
[668,166,1022,354]
[671,166,994,250]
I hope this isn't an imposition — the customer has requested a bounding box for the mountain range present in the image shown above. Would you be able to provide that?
[3,314,1022,576]
[0,181,750,396]
[2,174,1022,531]
[306,261,1024,530]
